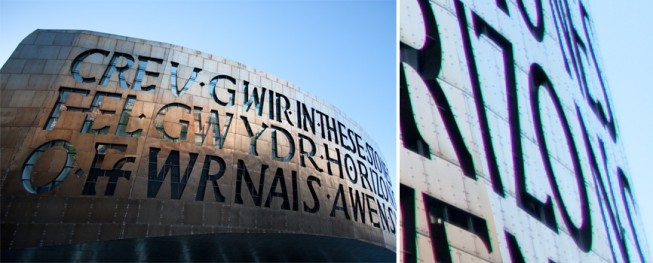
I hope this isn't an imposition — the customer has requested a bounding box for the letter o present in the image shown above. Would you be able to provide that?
[529,64,592,251]
[21,140,77,194]
[344,153,358,183]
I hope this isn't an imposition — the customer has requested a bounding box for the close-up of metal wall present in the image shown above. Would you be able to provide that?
[399,0,649,262]
[0,29,395,261]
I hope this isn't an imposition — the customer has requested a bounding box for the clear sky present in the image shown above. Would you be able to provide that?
[590,0,653,251]
[0,0,397,184]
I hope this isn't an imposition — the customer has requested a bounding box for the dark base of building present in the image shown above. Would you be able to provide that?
[1,232,394,262]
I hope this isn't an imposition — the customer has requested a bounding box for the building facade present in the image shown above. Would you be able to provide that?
[400,0,649,262]
[0,29,395,261]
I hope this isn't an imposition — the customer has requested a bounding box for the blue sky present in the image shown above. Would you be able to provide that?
[590,0,653,250]
[0,0,397,184]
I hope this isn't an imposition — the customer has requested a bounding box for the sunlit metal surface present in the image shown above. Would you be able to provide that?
[400,0,649,262]
[0,29,394,262]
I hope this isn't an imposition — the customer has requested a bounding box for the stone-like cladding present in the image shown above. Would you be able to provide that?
[400,0,649,262]
[0,29,395,260]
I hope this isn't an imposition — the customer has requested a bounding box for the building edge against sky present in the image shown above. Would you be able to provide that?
[588,0,653,249]
[0,0,650,262]
[0,29,395,261]
[399,0,649,262]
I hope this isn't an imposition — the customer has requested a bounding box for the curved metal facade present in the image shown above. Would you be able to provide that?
[0,29,395,261]
[399,0,649,262]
